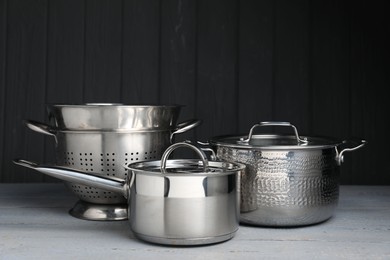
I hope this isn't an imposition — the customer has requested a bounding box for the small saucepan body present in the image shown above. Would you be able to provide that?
[14,142,245,245]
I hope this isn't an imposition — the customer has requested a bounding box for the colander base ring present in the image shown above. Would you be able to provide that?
[69,200,128,221]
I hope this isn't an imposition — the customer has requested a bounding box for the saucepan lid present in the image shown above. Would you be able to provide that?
[125,142,245,176]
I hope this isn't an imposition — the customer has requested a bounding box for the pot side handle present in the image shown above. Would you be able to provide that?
[196,141,217,161]
[337,139,367,165]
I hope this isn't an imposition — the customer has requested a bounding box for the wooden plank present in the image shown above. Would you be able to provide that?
[1,184,390,258]
[0,0,6,182]
[309,1,351,183]
[122,0,160,104]
[160,0,197,145]
[2,0,47,182]
[84,0,122,102]
[43,0,86,181]
[348,0,389,185]
[196,0,238,142]
[0,0,388,186]
[46,0,84,104]
[273,0,310,133]
[238,0,274,133]
[310,0,350,136]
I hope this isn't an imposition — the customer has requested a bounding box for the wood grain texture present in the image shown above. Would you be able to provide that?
[160,0,197,145]
[0,0,388,184]
[0,0,6,182]
[309,0,352,183]
[43,0,86,182]
[46,0,84,104]
[2,0,47,182]
[196,0,238,141]
[310,0,350,136]
[1,184,389,259]
[238,0,274,133]
[273,0,310,132]
[348,0,390,185]
[122,0,161,104]
[84,0,122,102]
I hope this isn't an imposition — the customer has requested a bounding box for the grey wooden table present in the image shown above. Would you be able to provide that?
[0,184,389,259]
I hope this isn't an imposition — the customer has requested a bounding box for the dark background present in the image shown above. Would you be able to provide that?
[0,0,388,184]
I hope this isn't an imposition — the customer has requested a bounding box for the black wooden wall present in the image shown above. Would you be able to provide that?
[0,0,389,184]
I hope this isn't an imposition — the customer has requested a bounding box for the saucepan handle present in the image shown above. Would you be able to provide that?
[241,121,308,144]
[13,159,128,198]
[160,142,209,172]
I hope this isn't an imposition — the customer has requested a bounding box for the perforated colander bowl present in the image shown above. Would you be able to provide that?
[55,130,168,204]
[24,104,200,220]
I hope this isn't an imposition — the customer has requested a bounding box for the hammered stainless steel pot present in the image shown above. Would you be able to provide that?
[13,142,245,246]
[25,104,201,221]
[208,121,366,227]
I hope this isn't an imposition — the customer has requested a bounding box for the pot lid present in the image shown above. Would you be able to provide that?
[209,122,342,150]
[210,134,342,150]
[126,159,244,176]
[125,142,245,176]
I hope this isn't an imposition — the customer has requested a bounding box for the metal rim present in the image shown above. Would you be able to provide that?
[45,104,186,131]
[209,121,343,150]
[132,230,237,245]
[47,103,183,108]
[125,142,246,176]
[69,200,128,221]
[125,159,245,177]
[53,128,174,134]
[210,134,343,150]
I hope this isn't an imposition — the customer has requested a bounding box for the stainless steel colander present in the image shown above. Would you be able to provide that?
[25,104,201,220]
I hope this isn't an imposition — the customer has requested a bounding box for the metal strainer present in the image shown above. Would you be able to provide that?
[24,104,200,221]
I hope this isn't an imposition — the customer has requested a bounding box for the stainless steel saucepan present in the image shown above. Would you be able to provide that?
[14,142,245,246]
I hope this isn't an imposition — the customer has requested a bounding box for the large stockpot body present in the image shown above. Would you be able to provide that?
[209,122,366,227]
[13,142,245,246]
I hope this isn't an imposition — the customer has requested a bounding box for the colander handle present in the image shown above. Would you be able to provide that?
[25,120,58,137]
[170,119,202,142]
[160,142,209,172]
[241,121,308,144]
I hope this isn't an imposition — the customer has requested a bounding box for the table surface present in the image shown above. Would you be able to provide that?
[0,184,389,260]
